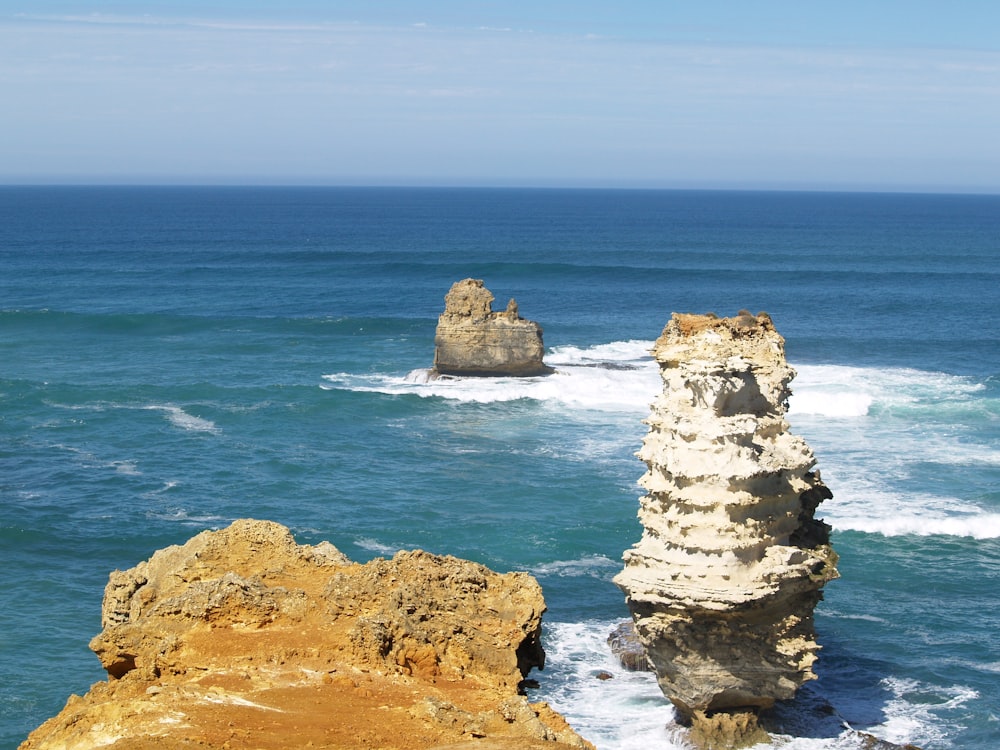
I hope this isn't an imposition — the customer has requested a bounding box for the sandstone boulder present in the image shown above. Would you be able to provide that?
[614,312,839,746]
[21,519,592,750]
[433,279,552,377]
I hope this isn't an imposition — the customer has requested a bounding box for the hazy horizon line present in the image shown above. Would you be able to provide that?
[3,180,998,197]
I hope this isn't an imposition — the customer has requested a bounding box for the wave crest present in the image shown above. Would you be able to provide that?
[323,341,1000,542]
[834,512,1000,539]
[322,340,659,412]
[145,405,220,434]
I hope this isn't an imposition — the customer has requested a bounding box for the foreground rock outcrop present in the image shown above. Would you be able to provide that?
[21,520,592,750]
[433,279,553,377]
[614,312,839,747]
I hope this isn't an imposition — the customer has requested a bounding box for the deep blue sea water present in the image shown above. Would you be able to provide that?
[1,186,998,749]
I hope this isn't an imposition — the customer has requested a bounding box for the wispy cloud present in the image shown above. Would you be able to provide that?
[14,12,341,33]
[2,9,998,189]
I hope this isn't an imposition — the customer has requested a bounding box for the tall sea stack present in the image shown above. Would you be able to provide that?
[614,312,838,747]
[433,278,552,377]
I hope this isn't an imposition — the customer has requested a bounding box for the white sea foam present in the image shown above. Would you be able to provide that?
[53,445,145,478]
[867,677,978,748]
[547,339,654,366]
[43,400,97,412]
[789,363,987,418]
[788,364,999,540]
[146,508,228,525]
[788,388,874,419]
[48,400,222,435]
[325,344,999,541]
[323,344,986,421]
[539,620,681,750]
[140,481,178,499]
[811,468,1000,539]
[321,340,660,413]
[353,537,401,556]
[541,622,977,750]
[538,621,956,750]
[822,611,888,624]
[788,364,885,417]
[833,511,1000,539]
[53,443,99,462]
[530,555,620,579]
[145,405,220,434]
[110,460,141,476]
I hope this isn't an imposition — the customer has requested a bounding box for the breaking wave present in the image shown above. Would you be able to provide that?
[322,340,659,413]
[324,342,1000,541]
[539,621,970,749]
[832,511,1000,540]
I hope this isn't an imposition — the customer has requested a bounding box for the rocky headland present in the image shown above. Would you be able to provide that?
[614,311,840,748]
[20,520,592,750]
[433,278,553,377]
[22,311,921,750]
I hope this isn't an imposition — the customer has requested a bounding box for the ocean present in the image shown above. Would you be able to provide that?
[1,186,998,749]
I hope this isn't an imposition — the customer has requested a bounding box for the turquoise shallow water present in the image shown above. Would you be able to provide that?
[2,187,999,749]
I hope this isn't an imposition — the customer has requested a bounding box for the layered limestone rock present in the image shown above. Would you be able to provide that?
[433,278,553,376]
[21,519,592,750]
[614,312,839,745]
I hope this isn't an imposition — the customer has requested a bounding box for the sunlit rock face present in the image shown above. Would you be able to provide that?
[614,312,839,734]
[433,278,552,377]
[21,520,592,750]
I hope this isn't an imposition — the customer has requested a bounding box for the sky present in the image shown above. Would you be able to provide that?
[2,1,999,191]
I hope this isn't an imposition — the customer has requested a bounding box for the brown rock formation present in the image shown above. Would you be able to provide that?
[613,312,839,747]
[21,519,592,750]
[433,279,553,377]
[606,621,652,672]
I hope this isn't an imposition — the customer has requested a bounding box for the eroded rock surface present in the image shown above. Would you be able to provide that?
[613,312,839,745]
[606,621,652,672]
[21,519,592,750]
[433,278,552,376]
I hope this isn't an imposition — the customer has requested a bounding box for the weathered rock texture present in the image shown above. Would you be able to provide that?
[606,621,653,672]
[21,519,592,750]
[433,278,552,377]
[614,312,839,744]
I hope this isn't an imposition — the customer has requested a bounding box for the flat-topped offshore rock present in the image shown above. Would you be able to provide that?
[433,278,553,377]
[614,311,839,747]
[20,519,592,750]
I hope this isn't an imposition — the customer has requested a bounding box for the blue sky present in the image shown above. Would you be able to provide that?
[2,1,999,191]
